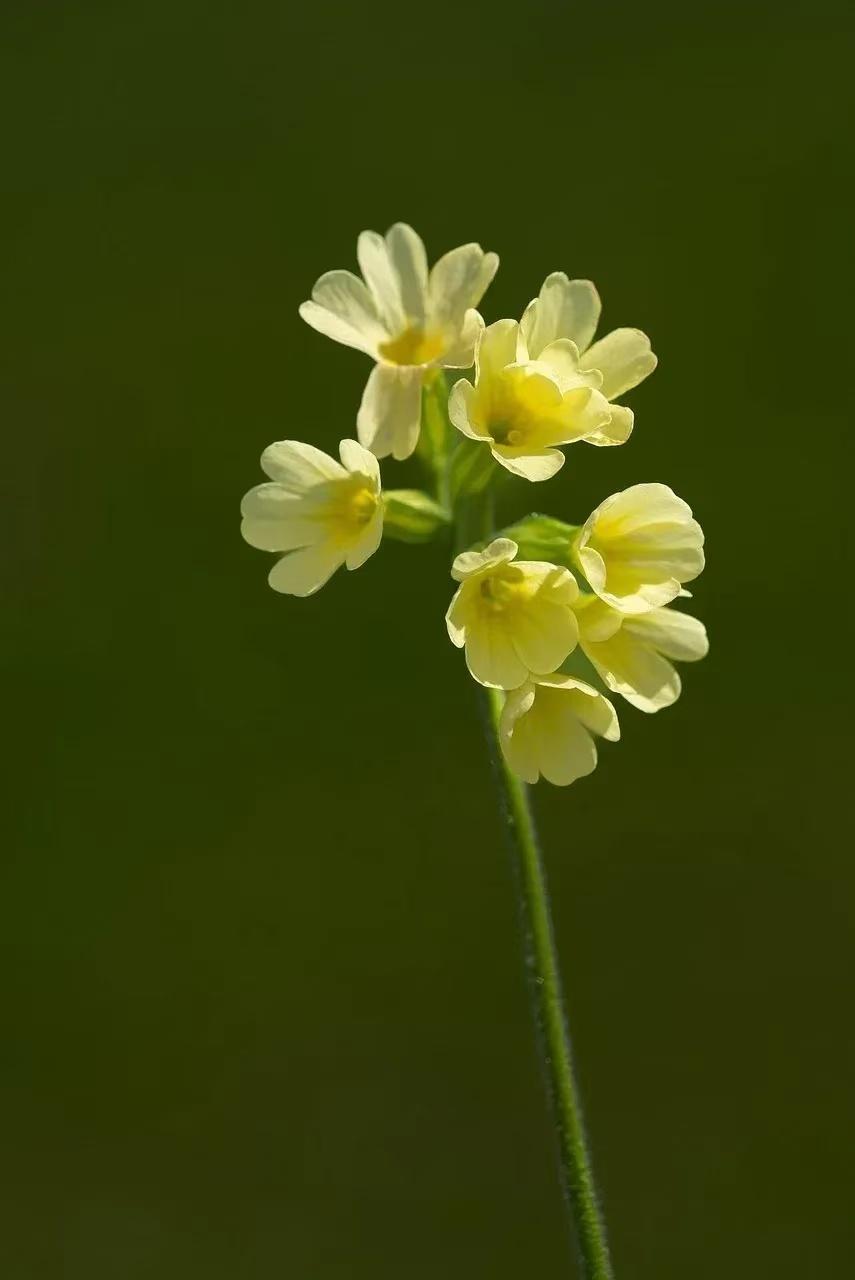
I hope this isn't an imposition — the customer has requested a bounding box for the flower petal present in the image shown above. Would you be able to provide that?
[475,318,518,383]
[591,482,695,533]
[339,438,381,486]
[534,675,619,758]
[564,684,621,741]
[514,563,579,605]
[510,599,579,675]
[528,685,598,785]
[579,553,701,614]
[451,538,518,582]
[441,308,484,368]
[448,378,491,441]
[499,684,541,783]
[500,682,537,733]
[357,364,423,460]
[574,595,624,643]
[577,545,608,596]
[531,338,599,392]
[299,270,386,355]
[357,230,407,335]
[445,584,470,646]
[581,328,657,400]
[585,574,680,614]
[240,483,324,551]
[535,672,600,694]
[345,507,384,570]
[267,544,344,596]
[260,440,346,491]
[491,446,565,482]
[582,627,682,714]
[537,712,598,786]
[520,273,602,358]
[585,403,634,447]
[428,244,499,332]
[385,222,428,324]
[464,617,529,689]
[561,387,614,444]
[623,608,709,662]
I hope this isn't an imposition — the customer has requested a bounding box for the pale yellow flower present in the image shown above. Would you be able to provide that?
[520,271,657,446]
[500,675,620,787]
[448,320,613,481]
[299,223,498,461]
[241,439,383,596]
[575,483,705,614]
[445,538,579,689]
[575,595,709,712]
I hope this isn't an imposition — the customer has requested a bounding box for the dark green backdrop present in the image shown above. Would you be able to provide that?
[3,1,853,1276]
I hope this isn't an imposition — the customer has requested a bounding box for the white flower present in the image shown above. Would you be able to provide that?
[448,320,613,481]
[520,271,657,446]
[445,538,579,690]
[575,483,705,614]
[500,675,620,786]
[575,595,709,712]
[299,223,498,461]
[241,439,383,596]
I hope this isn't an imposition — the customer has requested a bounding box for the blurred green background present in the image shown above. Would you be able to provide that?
[3,1,853,1275]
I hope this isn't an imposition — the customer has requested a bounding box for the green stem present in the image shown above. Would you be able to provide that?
[458,488,614,1279]
[480,688,614,1279]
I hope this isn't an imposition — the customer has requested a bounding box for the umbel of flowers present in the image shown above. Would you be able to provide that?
[241,223,707,786]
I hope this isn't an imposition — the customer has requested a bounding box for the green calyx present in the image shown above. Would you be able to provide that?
[382,489,450,543]
[448,436,497,501]
[492,513,580,568]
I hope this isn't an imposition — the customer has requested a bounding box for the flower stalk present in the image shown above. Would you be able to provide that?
[460,488,615,1279]
[481,684,615,1279]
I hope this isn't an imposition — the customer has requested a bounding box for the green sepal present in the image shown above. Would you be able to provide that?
[448,437,496,500]
[382,489,450,543]
[496,513,580,567]
[416,373,452,475]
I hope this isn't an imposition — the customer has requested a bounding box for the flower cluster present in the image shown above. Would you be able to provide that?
[241,224,708,786]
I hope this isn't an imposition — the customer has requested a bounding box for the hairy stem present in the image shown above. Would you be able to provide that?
[458,487,615,1278]
[480,687,615,1279]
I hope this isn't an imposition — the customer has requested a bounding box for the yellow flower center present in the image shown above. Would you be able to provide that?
[488,419,526,447]
[379,325,445,367]
[484,376,536,449]
[478,365,570,452]
[321,478,378,544]
[346,487,378,525]
[478,567,529,612]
